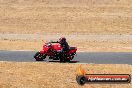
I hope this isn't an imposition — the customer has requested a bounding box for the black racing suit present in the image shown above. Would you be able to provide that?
[59,41,69,52]
[51,40,69,60]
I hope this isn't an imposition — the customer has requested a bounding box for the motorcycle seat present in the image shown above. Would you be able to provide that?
[69,47,76,50]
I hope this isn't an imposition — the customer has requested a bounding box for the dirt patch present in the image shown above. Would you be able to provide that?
[0,0,132,34]
[0,61,131,88]
[0,0,132,51]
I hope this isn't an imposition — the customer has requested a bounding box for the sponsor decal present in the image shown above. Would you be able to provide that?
[76,65,131,85]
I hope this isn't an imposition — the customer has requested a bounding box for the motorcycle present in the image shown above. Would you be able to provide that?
[34,41,77,62]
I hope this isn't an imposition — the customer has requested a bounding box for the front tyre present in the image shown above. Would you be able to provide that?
[34,52,46,61]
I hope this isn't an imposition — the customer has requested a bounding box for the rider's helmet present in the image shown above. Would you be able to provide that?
[59,37,66,43]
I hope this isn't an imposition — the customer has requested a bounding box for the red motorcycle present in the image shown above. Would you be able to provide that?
[34,41,77,62]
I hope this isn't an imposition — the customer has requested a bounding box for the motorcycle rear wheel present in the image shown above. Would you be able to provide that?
[60,58,65,62]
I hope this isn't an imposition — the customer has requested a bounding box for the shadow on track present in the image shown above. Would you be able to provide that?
[49,60,79,63]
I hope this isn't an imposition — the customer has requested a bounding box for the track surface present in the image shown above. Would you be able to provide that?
[0,51,132,64]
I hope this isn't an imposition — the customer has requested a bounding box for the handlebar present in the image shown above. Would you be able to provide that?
[51,41,59,43]
[45,41,59,47]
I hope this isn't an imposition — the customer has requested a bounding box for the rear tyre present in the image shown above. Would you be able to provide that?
[34,52,46,61]
[64,59,70,62]
[60,58,65,62]
[65,55,74,62]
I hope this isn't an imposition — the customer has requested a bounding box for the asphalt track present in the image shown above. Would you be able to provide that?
[0,50,132,64]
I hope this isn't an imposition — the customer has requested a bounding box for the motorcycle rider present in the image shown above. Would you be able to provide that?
[58,37,69,52]
[51,37,69,52]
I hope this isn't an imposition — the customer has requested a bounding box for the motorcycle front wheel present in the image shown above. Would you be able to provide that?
[34,52,46,61]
